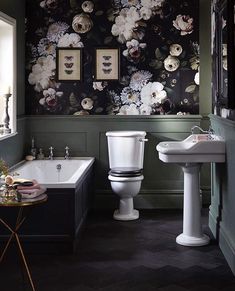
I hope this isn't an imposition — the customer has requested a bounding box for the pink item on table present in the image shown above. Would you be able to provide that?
[18,188,46,194]
[17,179,41,190]
[19,188,46,199]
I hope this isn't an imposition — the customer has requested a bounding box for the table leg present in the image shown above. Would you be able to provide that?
[0,207,36,291]
[0,215,26,262]
[0,218,15,262]
[15,233,36,291]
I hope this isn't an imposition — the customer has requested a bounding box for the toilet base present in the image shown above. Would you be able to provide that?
[176,233,210,247]
[113,209,139,221]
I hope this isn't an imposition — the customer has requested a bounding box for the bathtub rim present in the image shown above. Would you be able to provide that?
[10,157,95,189]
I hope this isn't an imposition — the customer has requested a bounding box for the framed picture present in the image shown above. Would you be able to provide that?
[56,48,82,82]
[95,48,120,81]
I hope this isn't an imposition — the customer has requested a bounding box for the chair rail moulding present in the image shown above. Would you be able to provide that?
[25,115,203,121]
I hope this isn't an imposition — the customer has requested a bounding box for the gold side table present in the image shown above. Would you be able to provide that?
[0,194,48,291]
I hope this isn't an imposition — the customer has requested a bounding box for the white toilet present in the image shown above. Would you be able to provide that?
[106,131,148,221]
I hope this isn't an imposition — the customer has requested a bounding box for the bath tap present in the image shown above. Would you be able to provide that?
[64,146,70,160]
[48,146,54,160]
[191,125,214,139]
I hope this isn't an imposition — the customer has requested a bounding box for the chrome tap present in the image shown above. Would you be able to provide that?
[191,125,214,139]
[64,146,70,160]
[48,146,54,160]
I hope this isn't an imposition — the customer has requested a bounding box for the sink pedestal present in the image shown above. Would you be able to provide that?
[176,163,210,247]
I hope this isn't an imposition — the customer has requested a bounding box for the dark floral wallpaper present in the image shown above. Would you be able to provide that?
[25,0,199,115]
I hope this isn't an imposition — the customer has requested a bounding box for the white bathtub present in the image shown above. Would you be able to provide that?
[11,157,95,188]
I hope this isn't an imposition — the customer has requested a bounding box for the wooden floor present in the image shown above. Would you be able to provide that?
[1,209,235,291]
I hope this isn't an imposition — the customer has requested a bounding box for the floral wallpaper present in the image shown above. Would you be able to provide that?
[26,0,199,115]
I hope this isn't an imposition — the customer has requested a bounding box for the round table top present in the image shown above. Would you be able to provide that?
[0,194,48,207]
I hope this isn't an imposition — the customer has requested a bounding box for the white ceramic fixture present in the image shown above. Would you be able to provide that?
[106,131,148,221]
[156,133,225,247]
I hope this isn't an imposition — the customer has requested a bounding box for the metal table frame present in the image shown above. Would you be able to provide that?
[0,194,47,291]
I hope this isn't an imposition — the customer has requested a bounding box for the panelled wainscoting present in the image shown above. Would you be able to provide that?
[0,116,26,164]
[26,115,211,210]
[209,114,235,275]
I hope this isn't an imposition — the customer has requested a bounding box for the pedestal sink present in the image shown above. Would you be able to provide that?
[156,134,225,247]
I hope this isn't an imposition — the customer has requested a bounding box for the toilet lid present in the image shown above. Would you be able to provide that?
[109,167,143,177]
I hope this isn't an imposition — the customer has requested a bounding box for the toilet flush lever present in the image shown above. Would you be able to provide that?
[139,138,148,142]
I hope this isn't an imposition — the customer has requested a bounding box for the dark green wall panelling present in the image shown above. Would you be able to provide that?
[209,114,235,275]
[0,118,26,165]
[26,115,211,209]
[0,0,26,165]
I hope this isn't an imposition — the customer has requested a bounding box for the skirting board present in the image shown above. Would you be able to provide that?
[209,210,235,275]
[94,189,211,209]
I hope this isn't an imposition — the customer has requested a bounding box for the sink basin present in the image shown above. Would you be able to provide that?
[156,133,226,247]
[156,134,225,163]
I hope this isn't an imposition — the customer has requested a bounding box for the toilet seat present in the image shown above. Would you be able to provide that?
[109,167,143,177]
[108,174,144,182]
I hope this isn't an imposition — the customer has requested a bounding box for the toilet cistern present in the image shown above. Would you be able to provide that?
[156,129,225,247]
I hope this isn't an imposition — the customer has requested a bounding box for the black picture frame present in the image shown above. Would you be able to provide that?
[212,0,235,110]
[56,48,82,82]
[94,48,120,81]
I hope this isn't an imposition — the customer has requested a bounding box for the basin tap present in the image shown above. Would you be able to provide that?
[48,146,54,160]
[64,146,70,159]
[191,126,214,139]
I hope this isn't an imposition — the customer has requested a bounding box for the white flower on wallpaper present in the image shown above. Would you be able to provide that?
[81,98,94,110]
[81,1,94,13]
[121,0,141,8]
[222,44,227,56]
[190,55,199,70]
[37,38,56,56]
[164,55,180,72]
[140,81,167,105]
[169,44,183,57]
[58,33,84,47]
[139,103,152,115]
[118,104,140,115]
[141,0,165,10]
[72,13,93,34]
[111,7,141,43]
[129,70,152,91]
[194,71,199,85]
[47,22,69,43]
[173,14,194,36]
[140,6,152,20]
[93,82,108,91]
[40,0,59,10]
[120,87,140,104]
[28,55,56,92]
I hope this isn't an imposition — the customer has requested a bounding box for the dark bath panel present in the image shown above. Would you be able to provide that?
[0,158,95,253]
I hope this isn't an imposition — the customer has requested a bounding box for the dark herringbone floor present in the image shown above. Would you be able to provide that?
[1,210,235,291]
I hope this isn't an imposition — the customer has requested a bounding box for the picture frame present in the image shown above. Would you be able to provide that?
[94,48,120,81]
[56,48,82,82]
[212,0,235,110]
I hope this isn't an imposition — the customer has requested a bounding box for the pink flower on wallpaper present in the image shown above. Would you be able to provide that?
[173,15,194,36]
